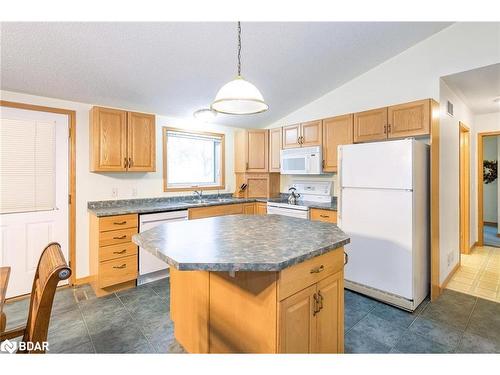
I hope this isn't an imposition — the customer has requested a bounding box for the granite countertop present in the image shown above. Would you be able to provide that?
[132,214,349,272]
[88,195,337,217]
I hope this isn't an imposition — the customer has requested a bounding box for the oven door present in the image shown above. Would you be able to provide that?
[267,205,309,219]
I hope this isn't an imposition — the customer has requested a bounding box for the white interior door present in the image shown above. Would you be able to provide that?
[0,107,69,298]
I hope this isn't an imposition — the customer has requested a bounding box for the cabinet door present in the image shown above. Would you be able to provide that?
[90,107,127,171]
[388,99,430,139]
[255,202,267,215]
[247,129,269,172]
[322,114,353,172]
[282,124,301,149]
[279,284,317,353]
[246,175,269,198]
[315,271,344,353]
[269,127,282,172]
[301,120,322,147]
[243,203,255,215]
[353,107,388,143]
[127,111,156,172]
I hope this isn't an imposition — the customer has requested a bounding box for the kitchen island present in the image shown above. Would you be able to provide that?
[132,214,349,353]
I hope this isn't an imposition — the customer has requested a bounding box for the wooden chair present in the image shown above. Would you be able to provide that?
[0,242,71,353]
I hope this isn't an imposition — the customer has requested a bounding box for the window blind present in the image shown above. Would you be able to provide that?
[0,118,56,214]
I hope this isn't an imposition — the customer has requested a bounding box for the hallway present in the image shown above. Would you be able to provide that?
[446,245,500,302]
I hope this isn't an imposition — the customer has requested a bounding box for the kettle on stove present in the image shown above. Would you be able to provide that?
[288,187,301,205]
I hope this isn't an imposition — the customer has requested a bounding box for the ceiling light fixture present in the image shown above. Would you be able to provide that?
[193,108,218,122]
[211,22,268,115]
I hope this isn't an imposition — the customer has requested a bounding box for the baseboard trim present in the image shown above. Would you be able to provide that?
[440,262,460,292]
[74,276,93,285]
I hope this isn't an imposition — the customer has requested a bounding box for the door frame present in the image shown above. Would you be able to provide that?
[430,100,440,301]
[459,123,470,254]
[477,130,500,247]
[0,100,76,285]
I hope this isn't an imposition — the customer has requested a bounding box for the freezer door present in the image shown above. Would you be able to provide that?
[340,139,413,190]
[340,187,413,300]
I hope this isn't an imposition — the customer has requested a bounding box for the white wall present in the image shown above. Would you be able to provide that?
[482,136,498,223]
[267,22,500,284]
[1,90,242,278]
[439,80,475,281]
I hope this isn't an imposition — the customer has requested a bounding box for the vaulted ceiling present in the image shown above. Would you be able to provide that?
[1,22,452,127]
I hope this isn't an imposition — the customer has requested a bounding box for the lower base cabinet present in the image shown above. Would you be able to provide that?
[170,248,344,353]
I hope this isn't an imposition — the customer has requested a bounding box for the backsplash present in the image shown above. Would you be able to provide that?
[280,173,338,197]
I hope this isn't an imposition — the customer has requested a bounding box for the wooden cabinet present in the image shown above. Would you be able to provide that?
[255,202,267,215]
[353,107,388,143]
[243,203,255,215]
[89,213,138,296]
[90,106,156,172]
[90,107,127,171]
[234,173,280,199]
[388,99,430,138]
[127,111,156,171]
[188,204,245,220]
[234,129,268,173]
[322,114,353,172]
[283,121,322,149]
[353,99,433,143]
[269,127,282,172]
[170,248,345,353]
[310,208,337,223]
[279,285,317,353]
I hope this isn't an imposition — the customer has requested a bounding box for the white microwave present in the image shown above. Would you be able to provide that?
[280,146,322,175]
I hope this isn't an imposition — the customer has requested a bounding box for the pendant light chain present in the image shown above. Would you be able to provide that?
[237,21,242,77]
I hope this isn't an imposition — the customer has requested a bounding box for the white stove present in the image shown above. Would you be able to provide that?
[266,180,332,219]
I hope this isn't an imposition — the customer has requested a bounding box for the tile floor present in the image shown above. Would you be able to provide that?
[447,245,500,302]
[2,278,499,354]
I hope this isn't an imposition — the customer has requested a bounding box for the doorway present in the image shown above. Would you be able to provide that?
[0,101,76,298]
[459,123,470,254]
[478,131,500,248]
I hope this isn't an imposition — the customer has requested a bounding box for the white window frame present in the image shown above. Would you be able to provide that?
[163,127,225,192]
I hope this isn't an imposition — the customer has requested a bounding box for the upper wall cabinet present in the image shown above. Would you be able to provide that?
[90,106,156,172]
[353,107,388,143]
[269,127,282,172]
[234,129,269,173]
[322,114,353,172]
[387,99,430,139]
[353,99,433,143]
[283,120,322,149]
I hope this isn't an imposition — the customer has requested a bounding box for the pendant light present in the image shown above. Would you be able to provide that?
[211,22,268,115]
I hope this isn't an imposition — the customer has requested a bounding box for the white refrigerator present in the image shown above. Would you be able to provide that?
[338,139,429,311]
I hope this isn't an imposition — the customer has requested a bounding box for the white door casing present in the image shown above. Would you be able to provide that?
[0,107,69,298]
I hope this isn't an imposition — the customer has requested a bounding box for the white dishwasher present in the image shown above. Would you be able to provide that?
[138,210,188,285]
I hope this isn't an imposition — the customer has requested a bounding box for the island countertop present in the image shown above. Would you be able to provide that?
[132,214,349,272]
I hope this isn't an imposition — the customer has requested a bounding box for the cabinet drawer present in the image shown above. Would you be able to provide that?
[99,242,138,262]
[99,214,138,232]
[98,255,138,288]
[278,249,344,300]
[189,204,244,220]
[99,227,137,247]
[310,209,337,223]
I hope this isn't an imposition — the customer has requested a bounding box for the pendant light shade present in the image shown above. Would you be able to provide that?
[211,76,268,115]
[211,22,268,115]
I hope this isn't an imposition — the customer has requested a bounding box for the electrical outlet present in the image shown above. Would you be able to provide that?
[111,188,118,198]
[132,188,138,197]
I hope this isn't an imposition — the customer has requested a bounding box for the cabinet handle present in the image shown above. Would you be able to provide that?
[246,162,249,170]
[113,249,127,255]
[387,124,391,133]
[113,264,127,269]
[113,221,127,225]
[113,235,127,240]
[310,265,324,274]
[344,251,349,265]
[129,157,133,167]
[319,214,329,218]
[313,293,320,316]
[124,157,129,168]
[322,160,325,169]
[318,290,324,311]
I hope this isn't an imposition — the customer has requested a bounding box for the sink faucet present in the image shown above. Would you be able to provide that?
[193,190,203,201]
